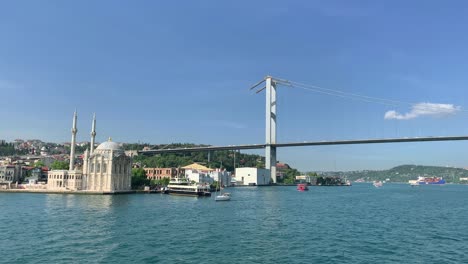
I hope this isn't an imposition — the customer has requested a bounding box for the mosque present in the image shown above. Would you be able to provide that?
[47,112,133,193]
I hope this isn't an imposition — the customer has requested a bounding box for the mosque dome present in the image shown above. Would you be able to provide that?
[95,138,124,153]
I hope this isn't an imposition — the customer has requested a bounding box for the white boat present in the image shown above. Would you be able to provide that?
[215,180,231,201]
[373,181,383,188]
[215,192,231,201]
[164,177,211,197]
[408,180,419,187]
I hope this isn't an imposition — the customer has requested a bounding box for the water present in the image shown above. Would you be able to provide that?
[1,184,467,263]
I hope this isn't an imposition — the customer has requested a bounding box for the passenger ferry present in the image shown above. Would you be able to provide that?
[164,178,211,197]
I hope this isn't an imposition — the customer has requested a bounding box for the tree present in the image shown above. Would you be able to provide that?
[35,160,45,168]
[150,177,170,187]
[50,160,69,170]
[160,177,170,186]
[131,168,150,189]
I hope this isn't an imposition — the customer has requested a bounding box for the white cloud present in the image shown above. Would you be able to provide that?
[384,103,461,120]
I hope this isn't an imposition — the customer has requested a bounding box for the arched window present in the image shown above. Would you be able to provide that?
[96,163,101,173]
[102,163,107,173]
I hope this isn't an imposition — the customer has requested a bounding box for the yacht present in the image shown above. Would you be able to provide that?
[164,178,211,197]
[215,192,231,201]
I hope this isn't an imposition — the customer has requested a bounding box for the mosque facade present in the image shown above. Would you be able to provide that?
[47,112,132,193]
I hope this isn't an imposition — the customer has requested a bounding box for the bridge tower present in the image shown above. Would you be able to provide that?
[265,76,277,183]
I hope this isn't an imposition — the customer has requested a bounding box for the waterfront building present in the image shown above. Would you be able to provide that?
[0,165,22,184]
[26,167,48,183]
[209,168,232,186]
[82,139,132,192]
[276,162,290,181]
[47,112,132,193]
[181,163,216,184]
[235,167,271,186]
[182,163,213,171]
[184,169,213,184]
[144,167,183,180]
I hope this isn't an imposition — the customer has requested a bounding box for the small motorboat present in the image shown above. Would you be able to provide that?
[297,183,309,191]
[373,181,383,188]
[215,193,231,201]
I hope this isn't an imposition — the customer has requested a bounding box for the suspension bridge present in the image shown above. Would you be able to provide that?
[139,76,468,182]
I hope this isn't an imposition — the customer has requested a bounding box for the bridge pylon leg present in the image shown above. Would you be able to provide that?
[265,76,277,183]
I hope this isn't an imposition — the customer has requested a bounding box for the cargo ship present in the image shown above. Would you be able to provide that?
[409,176,445,185]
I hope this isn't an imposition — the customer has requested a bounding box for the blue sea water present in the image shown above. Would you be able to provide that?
[1,184,467,263]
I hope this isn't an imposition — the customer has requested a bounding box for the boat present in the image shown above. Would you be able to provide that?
[297,183,309,191]
[410,176,446,185]
[164,177,211,197]
[215,192,231,201]
[215,179,231,201]
[409,180,419,187]
[373,181,383,188]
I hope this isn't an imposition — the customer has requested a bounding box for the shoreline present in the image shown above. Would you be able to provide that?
[0,189,136,195]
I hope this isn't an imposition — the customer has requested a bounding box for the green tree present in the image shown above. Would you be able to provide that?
[150,177,170,187]
[50,160,69,170]
[35,160,45,168]
[160,177,170,186]
[131,168,150,189]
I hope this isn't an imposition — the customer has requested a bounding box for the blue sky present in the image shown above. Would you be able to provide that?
[2,0,468,171]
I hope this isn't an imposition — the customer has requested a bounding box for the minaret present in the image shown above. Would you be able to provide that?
[90,113,96,154]
[69,111,78,171]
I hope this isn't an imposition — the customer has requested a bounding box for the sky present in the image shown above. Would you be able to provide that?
[2,0,468,171]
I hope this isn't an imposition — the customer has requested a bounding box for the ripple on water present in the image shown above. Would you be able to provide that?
[1,185,468,263]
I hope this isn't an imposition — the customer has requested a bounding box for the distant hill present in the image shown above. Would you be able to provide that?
[132,143,265,172]
[323,165,468,183]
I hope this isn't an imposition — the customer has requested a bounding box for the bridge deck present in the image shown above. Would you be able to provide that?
[138,136,468,155]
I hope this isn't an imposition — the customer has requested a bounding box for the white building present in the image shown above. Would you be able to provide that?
[209,169,232,187]
[82,140,132,192]
[235,167,271,186]
[47,112,132,193]
[296,175,312,183]
[181,163,231,185]
[184,169,213,184]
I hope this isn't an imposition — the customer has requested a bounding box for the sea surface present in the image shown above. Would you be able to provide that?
[1,183,467,263]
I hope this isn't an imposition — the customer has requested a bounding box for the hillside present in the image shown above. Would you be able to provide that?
[323,165,468,183]
[132,143,265,172]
